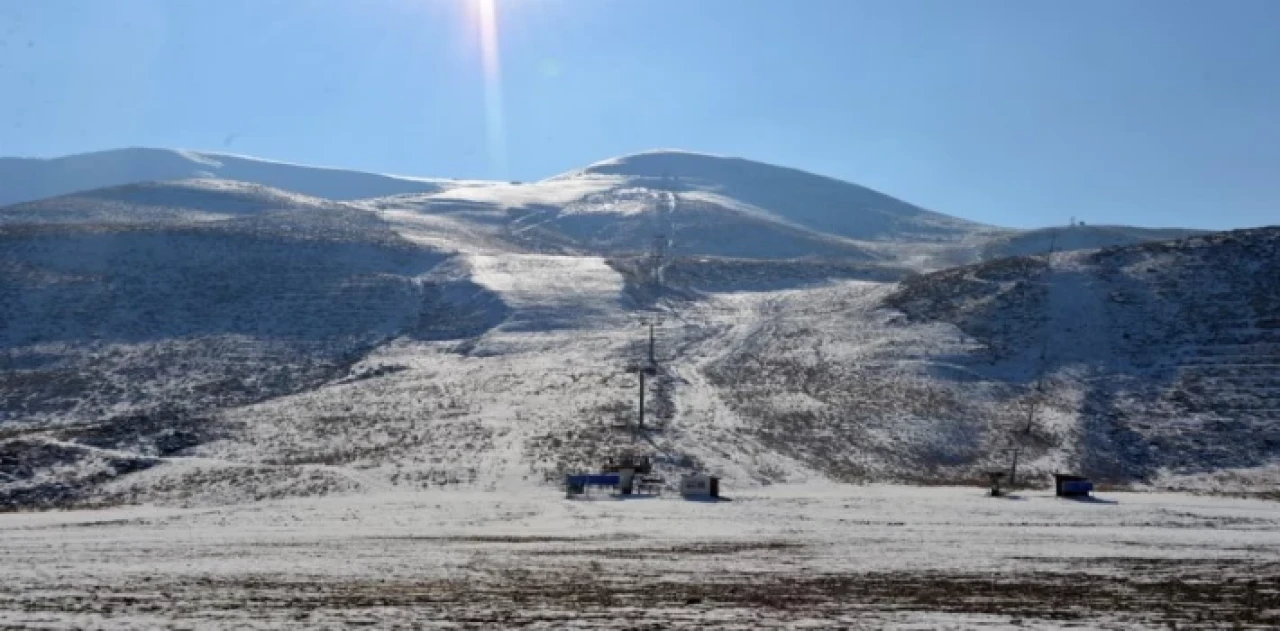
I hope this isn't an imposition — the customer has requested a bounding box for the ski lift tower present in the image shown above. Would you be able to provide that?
[625,359,658,436]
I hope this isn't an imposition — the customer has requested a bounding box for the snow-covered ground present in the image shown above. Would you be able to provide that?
[4,228,1279,511]
[0,148,455,207]
[467,254,626,314]
[2,151,1276,520]
[2,148,1278,627]
[2,484,1277,629]
[0,179,346,226]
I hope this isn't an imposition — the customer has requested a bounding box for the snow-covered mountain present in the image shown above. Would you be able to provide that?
[368,150,1004,262]
[0,147,1199,265]
[4,214,1276,510]
[3,147,1272,510]
[2,148,1012,264]
[561,150,988,242]
[0,148,455,207]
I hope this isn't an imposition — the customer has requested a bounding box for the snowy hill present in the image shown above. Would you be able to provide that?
[0,148,455,207]
[373,184,886,261]
[0,206,444,425]
[0,179,344,225]
[360,150,1010,264]
[2,147,1202,266]
[980,224,1208,260]
[562,150,990,242]
[707,227,1280,487]
[4,219,1277,509]
[2,147,1270,511]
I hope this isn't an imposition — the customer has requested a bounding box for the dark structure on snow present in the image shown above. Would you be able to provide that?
[1054,474,1093,498]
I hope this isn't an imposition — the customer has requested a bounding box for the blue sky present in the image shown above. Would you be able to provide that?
[1,0,1277,229]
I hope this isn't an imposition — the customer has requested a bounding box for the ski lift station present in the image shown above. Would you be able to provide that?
[563,450,721,500]
[565,452,668,499]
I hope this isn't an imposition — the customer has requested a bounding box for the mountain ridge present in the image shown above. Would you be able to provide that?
[2,147,1209,255]
[0,147,454,207]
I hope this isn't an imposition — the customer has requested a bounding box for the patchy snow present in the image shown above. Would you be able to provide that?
[982,224,1208,260]
[466,254,626,312]
[560,186,669,216]
[0,147,1096,271]
[348,149,1002,266]
[2,147,1274,551]
[1,484,1277,628]
[0,155,1277,628]
[377,208,515,254]
[425,175,624,210]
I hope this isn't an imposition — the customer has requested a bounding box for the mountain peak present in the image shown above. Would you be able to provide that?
[0,147,447,207]
[546,148,991,242]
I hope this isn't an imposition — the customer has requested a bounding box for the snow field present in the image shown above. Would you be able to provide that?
[1,484,1277,628]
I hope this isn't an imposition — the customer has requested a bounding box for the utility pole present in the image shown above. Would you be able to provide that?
[626,358,656,441]
[1010,386,1040,486]
[627,319,661,441]
[637,368,645,437]
[650,234,667,288]
[648,322,656,367]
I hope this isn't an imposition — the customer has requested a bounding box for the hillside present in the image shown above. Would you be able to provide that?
[0,207,443,425]
[3,217,1277,509]
[0,196,652,507]
[0,148,456,207]
[707,227,1280,487]
[1,148,1269,511]
[980,224,1208,260]
[564,150,990,243]
[0,179,343,225]
[362,150,1010,265]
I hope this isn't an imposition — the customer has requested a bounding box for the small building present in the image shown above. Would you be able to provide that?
[565,473,621,497]
[1054,473,1093,498]
[680,474,719,499]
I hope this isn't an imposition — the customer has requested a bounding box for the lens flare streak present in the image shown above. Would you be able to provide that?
[477,0,508,178]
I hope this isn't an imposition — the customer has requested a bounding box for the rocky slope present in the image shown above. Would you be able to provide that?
[980,224,1208,260]
[707,227,1280,487]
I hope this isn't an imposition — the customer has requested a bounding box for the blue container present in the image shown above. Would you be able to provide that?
[567,474,620,487]
[1062,481,1093,494]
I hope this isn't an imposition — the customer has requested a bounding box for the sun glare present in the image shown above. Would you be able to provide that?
[476,0,508,178]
